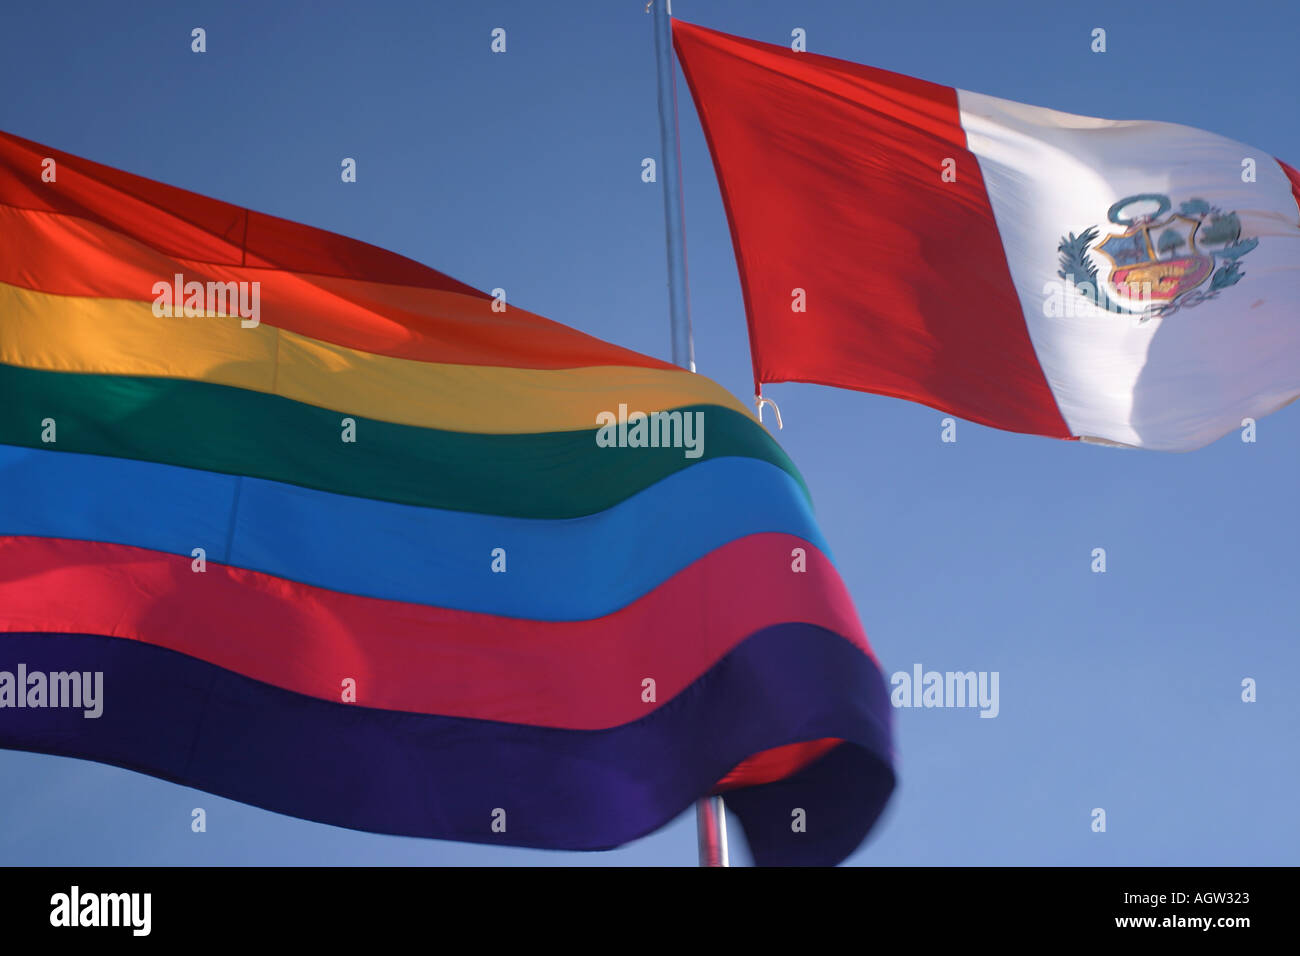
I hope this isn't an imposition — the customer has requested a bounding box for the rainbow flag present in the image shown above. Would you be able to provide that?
[0,130,894,865]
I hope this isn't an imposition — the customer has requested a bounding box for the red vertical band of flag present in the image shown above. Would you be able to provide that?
[1280,159,1300,212]
[672,20,1072,439]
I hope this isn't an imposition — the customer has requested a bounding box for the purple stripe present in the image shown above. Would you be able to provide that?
[0,624,894,865]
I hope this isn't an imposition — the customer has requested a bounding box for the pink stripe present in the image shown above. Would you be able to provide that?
[0,533,869,730]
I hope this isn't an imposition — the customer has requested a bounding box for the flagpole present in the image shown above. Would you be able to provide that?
[695,795,729,867]
[650,0,696,373]
[650,0,723,867]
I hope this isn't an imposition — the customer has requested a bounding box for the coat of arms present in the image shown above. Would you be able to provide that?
[1057,193,1258,320]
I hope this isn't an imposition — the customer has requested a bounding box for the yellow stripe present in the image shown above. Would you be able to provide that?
[0,282,753,433]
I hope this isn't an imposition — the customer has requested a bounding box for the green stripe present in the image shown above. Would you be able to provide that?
[0,364,808,519]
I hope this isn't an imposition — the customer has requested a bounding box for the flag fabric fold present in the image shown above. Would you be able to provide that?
[0,129,895,865]
[673,19,1300,451]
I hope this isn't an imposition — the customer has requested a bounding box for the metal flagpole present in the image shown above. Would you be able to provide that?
[696,795,729,867]
[650,0,696,374]
[649,0,724,867]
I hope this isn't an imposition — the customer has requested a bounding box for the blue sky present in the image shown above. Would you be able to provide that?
[1,0,1297,865]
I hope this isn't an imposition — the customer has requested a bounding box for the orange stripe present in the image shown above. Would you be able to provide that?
[0,281,749,432]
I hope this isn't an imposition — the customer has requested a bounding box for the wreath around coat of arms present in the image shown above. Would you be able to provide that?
[1057,193,1258,321]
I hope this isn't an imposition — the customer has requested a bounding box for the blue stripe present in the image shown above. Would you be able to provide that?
[0,445,829,620]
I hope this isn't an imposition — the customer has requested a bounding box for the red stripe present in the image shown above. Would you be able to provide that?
[672,21,1071,439]
[0,132,671,370]
[1279,158,1300,217]
[0,129,481,294]
[715,738,842,791]
[0,534,868,730]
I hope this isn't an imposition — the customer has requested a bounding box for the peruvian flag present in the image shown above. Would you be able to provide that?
[673,20,1300,451]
